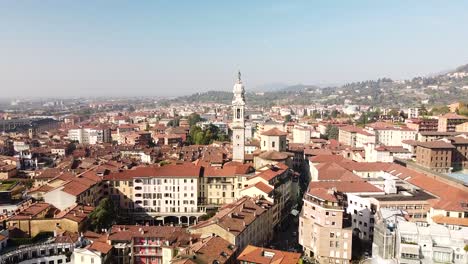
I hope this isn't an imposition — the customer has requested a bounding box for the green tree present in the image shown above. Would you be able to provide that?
[330,109,339,118]
[187,113,203,127]
[430,105,450,115]
[325,124,339,140]
[458,106,468,116]
[88,198,116,232]
[284,114,292,123]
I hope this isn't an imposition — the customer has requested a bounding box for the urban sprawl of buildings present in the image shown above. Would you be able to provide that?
[0,72,467,264]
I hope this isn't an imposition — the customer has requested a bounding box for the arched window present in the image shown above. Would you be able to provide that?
[236,109,241,119]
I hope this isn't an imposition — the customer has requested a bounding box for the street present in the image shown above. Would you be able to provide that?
[268,214,301,252]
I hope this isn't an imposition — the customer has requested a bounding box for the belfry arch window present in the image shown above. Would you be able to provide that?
[237,109,241,119]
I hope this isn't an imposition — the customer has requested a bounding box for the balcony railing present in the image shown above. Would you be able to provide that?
[0,242,74,264]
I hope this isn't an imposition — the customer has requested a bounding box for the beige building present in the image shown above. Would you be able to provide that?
[438,113,468,132]
[189,196,275,253]
[5,202,93,237]
[338,125,375,148]
[260,128,288,152]
[200,164,255,207]
[299,188,352,264]
[455,121,468,132]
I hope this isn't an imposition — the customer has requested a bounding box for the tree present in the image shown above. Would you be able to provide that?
[284,114,292,123]
[88,198,116,232]
[187,124,229,145]
[458,106,468,116]
[330,109,339,118]
[430,106,450,115]
[325,124,339,140]
[187,113,203,127]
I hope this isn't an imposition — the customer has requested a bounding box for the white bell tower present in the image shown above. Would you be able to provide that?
[232,71,246,163]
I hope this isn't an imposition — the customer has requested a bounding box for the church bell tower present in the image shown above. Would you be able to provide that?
[232,71,246,163]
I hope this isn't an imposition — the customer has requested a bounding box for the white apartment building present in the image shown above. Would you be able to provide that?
[105,164,205,224]
[68,127,110,145]
[367,127,416,146]
[373,209,468,264]
[292,125,312,144]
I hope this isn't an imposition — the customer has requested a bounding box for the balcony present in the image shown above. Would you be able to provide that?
[0,242,74,264]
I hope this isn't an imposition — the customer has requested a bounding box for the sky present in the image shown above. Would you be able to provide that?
[1,1,468,98]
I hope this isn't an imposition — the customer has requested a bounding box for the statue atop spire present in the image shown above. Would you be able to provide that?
[237,70,242,83]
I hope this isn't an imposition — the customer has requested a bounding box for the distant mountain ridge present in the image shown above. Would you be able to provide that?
[163,63,468,107]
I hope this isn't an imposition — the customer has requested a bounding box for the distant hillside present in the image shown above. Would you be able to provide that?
[162,63,468,107]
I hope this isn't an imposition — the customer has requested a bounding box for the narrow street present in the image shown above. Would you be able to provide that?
[268,214,301,252]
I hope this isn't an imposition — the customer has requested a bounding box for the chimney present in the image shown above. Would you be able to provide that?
[243,221,246,227]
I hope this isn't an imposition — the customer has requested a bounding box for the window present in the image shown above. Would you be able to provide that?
[330,232,335,238]
[272,141,275,148]
[237,109,241,119]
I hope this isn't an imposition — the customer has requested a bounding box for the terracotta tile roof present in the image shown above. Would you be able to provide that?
[257,150,291,161]
[261,128,288,137]
[309,154,349,163]
[337,161,393,172]
[339,125,374,136]
[314,162,362,181]
[88,241,113,255]
[385,164,468,212]
[308,181,383,194]
[176,235,237,264]
[237,245,300,264]
[205,164,254,177]
[307,188,338,202]
[108,225,194,247]
[57,204,94,223]
[431,215,468,226]
[417,141,455,149]
[251,164,288,182]
[243,182,274,195]
[192,196,273,235]
[9,202,56,220]
[104,164,202,180]
[304,148,333,156]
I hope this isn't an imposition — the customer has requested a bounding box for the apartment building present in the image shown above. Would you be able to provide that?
[372,209,468,264]
[243,162,295,227]
[369,126,417,147]
[299,187,352,264]
[189,196,275,253]
[438,113,468,132]
[338,126,375,148]
[68,126,111,144]
[200,164,255,207]
[107,225,195,264]
[43,171,103,210]
[416,140,455,173]
[4,202,93,237]
[172,235,237,264]
[405,118,438,132]
[292,125,311,144]
[104,164,204,224]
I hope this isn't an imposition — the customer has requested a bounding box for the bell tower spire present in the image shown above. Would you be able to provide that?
[232,71,246,163]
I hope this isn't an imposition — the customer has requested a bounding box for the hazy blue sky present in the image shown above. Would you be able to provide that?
[1,1,468,98]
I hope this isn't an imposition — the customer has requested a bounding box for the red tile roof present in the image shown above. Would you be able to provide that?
[261,128,288,137]
[104,164,202,180]
[237,245,300,264]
